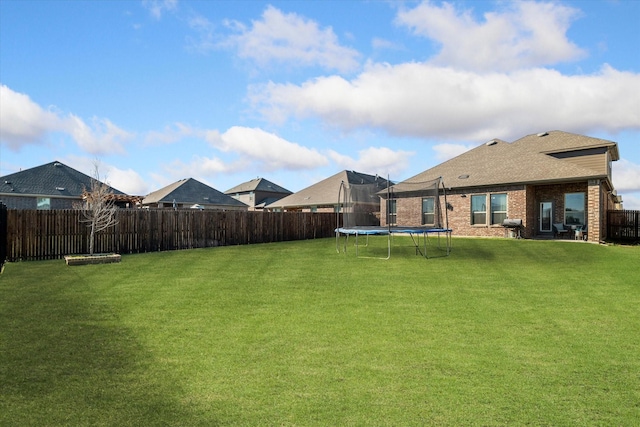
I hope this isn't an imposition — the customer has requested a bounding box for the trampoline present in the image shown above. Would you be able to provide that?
[335,177,452,259]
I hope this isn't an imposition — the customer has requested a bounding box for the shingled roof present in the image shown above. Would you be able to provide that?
[266,170,390,209]
[225,177,292,195]
[142,178,247,208]
[0,160,125,197]
[406,130,619,189]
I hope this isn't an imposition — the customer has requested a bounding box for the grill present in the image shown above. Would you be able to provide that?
[502,218,523,238]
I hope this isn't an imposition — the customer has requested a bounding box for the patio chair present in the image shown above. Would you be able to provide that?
[553,223,569,239]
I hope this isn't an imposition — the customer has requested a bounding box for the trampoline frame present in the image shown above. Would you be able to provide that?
[335,226,452,259]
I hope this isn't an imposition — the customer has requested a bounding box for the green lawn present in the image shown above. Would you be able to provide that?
[1,237,639,426]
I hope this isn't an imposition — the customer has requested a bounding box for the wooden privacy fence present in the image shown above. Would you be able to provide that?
[5,209,339,261]
[0,203,7,268]
[608,210,640,244]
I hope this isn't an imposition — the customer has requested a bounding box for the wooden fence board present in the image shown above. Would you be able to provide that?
[607,210,639,243]
[4,209,339,261]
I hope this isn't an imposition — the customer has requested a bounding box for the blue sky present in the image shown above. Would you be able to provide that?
[1,0,639,208]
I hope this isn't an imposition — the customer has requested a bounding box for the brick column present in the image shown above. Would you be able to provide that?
[587,179,601,243]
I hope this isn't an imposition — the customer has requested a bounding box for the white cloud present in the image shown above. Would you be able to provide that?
[395,1,586,72]
[621,192,640,211]
[371,37,402,51]
[0,84,61,149]
[613,158,640,193]
[142,0,178,20]
[0,85,132,155]
[186,14,218,53]
[63,115,131,155]
[251,63,640,142]
[156,155,246,185]
[145,122,200,145]
[208,126,328,171]
[432,143,475,162]
[106,166,150,196]
[223,5,360,72]
[61,155,148,195]
[328,146,414,177]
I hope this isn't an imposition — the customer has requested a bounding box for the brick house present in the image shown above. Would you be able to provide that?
[380,131,623,242]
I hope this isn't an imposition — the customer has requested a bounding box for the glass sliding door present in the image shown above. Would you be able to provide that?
[540,201,552,232]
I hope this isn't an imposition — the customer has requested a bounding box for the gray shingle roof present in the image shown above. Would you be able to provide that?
[406,131,618,189]
[266,170,390,209]
[0,160,125,197]
[142,178,247,208]
[225,177,292,195]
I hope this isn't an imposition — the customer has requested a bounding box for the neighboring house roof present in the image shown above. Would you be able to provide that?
[225,177,292,195]
[406,131,619,189]
[0,160,125,198]
[142,178,247,208]
[267,170,390,209]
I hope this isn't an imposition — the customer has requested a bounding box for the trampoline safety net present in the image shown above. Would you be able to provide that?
[338,177,391,229]
[336,177,451,259]
[381,177,448,229]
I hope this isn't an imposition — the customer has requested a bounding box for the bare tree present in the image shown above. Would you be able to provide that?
[78,162,119,255]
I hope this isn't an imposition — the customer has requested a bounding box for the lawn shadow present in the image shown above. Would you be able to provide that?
[0,265,216,426]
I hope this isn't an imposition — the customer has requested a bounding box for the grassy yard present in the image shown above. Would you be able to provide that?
[1,237,639,426]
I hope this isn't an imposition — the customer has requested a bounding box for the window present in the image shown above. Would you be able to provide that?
[37,197,51,210]
[422,197,435,225]
[471,195,486,225]
[490,193,507,225]
[565,192,585,225]
[388,199,397,226]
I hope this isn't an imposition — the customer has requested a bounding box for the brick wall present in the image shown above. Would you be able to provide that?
[378,181,605,240]
[445,185,527,238]
[587,180,600,242]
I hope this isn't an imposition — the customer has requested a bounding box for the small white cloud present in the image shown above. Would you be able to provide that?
[328,147,414,177]
[64,115,131,155]
[621,192,640,210]
[106,166,149,196]
[223,5,360,72]
[0,85,61,149]
[395,1,586,71]
[159,155,245,183]
[371,37,402,51]
[0,85,132,155]
[209,126,329,171]
[145,122,200,145]
[186,14,217,53]
[60,156,146,195]
[613,158,640,193]
[142,0,178,20]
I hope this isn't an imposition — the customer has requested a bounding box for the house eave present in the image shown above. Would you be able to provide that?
[446,175,611,191]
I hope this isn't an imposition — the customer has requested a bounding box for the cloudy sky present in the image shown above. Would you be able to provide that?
[1,0,639,207]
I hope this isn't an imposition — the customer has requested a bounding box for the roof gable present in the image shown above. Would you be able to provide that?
[143,178,247,207]
[225,177,292,195]
[0,160,125,197]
